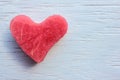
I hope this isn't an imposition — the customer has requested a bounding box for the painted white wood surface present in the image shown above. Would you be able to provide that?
[0,0,120,80]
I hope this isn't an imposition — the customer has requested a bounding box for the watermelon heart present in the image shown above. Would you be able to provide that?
[10,15,68,63]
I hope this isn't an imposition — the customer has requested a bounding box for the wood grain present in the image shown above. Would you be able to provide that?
[0,0,120,80]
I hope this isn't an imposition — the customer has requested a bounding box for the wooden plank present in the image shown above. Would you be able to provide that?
[0,0,120,80]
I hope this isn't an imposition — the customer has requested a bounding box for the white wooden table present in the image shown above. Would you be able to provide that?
[0,0,120,80]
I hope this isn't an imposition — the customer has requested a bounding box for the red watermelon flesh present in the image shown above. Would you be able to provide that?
[10,15,68,63]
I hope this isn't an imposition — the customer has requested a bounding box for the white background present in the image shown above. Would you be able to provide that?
[0,0,120,80]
